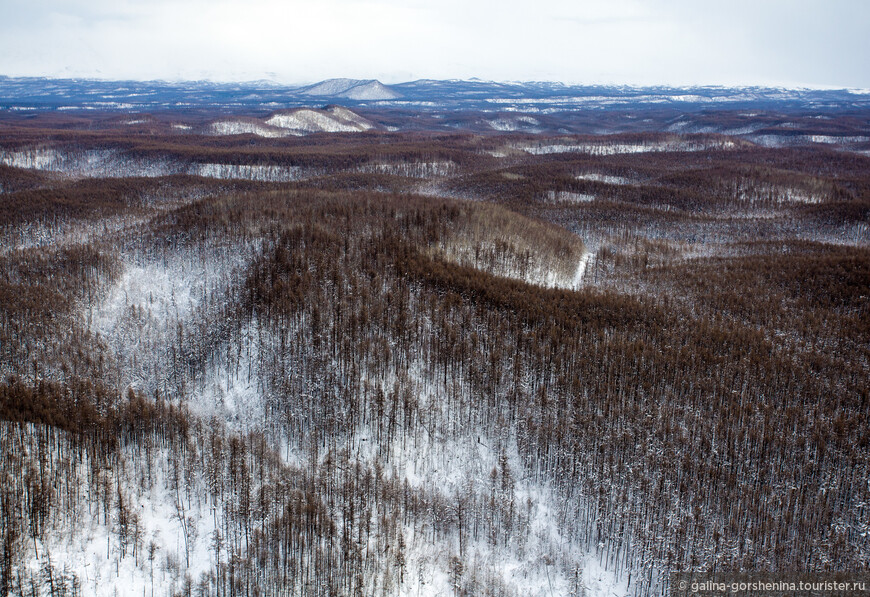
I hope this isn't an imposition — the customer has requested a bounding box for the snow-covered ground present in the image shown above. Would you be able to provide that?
[3,148,116,174]
[0,215,150,254]
[572,251,593,289]
[576,173,633,185]
[354,161,457,178]
[266,106,374,133]
[90,245,255,399]
[347,363,626,597]
[208,120,298,138]
[486,116,542,132]
[435,236,588,291]
[187,320,265,430]
[545,190,596,203]
[0,146,314,182]
[735,184,825,204]
[808,134,870,144]
[522,139,736,155]
[208,106,376,136]
[302,78,401,100]
[189,162,305,182]
[7,423,219,597]
[0,147,183,178]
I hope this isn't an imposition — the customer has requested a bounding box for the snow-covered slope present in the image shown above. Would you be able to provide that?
[205,107,374,136]
[576,172,633,185]
[189,162,305,181]
[302,78,401,100]
[341,81,402,100]
[0,147,187,178]
[432,203,587,290]
[265,106,375,133]
[301,78,361,96]
[486,115,542,132]
[208,119,299,137]
[0,146,311,180]
[521,138,737,155]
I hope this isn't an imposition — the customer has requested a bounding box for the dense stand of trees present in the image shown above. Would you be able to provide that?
[1,381,357,596]
[1,120,868,596]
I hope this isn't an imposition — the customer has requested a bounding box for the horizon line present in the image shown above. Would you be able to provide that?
[1,73,868,94]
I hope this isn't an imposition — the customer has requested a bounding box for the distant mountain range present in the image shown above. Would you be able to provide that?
[1,75,869,114]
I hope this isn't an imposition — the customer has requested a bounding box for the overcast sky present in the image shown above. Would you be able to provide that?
[1,0,868,87]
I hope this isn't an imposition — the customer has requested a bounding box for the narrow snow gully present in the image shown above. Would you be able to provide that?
[572,251,593,290]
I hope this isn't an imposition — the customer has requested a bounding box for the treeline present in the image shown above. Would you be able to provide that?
[444,153,866,215]
[0,128,489,173]
[0,164,48,194]
[0,180,146,226]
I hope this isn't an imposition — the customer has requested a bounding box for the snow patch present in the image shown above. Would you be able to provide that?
[0,146,315,182]
[576,173,632,185]
[545,190,596,203]
[734,184,825,204]
[8,424,218,597]
[809,134,870,144]
[486,116,541,132]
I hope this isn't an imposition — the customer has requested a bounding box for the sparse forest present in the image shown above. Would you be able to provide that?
[0,109,868,597]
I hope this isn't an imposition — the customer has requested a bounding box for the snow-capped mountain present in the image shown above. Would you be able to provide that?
[301,78,401,100]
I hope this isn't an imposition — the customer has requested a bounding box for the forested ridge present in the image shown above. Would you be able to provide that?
[0,113,868,596]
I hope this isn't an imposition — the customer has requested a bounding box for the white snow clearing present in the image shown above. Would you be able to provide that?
[90,246,256,399]
[187,320,266,431]
[734,183,826,204]
[572,252,593,289]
